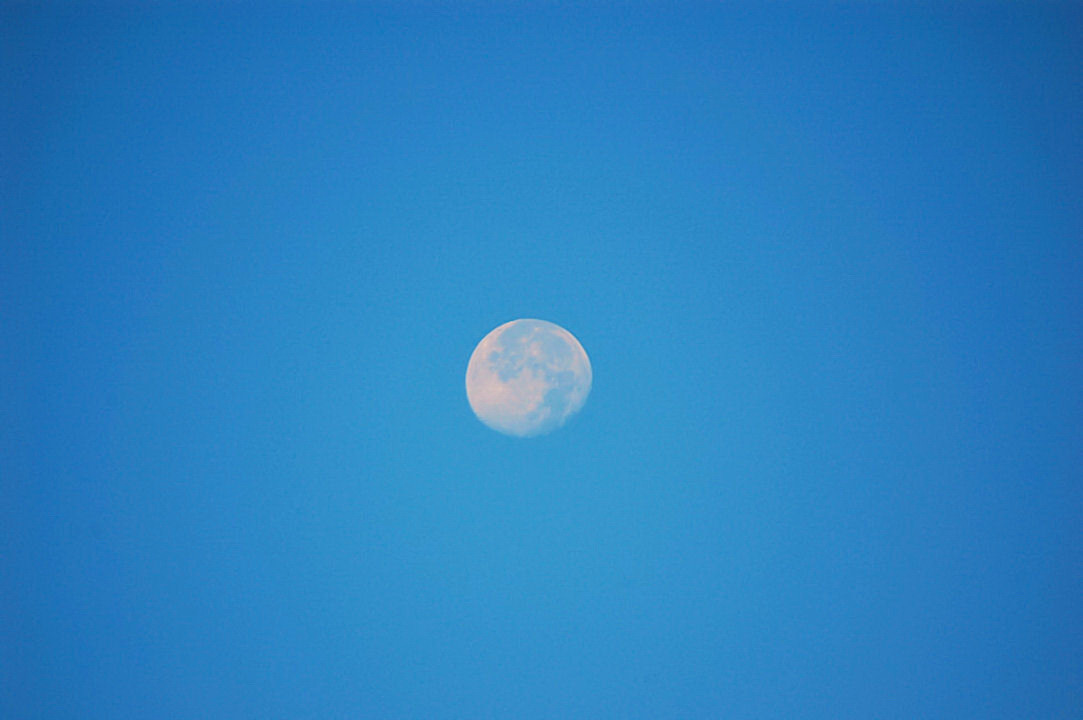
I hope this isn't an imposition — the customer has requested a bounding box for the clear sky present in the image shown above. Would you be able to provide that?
[4,3,1081,717]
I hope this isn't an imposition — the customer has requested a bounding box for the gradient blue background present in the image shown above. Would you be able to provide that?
[4,3,1081,717]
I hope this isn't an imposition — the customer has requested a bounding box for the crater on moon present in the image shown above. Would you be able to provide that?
[465,319,592,437]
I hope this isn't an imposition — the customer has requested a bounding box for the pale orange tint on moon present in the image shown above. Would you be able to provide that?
[465,319,592,437]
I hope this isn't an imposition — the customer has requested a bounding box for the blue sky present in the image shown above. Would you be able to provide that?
[4,3,1081,717]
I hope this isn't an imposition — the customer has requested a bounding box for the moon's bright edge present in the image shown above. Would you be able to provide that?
[465,319,592,437]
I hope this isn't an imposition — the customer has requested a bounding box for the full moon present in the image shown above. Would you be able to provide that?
[465,319,592,437]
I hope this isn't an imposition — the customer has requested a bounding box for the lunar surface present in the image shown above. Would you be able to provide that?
[465,319,592,437]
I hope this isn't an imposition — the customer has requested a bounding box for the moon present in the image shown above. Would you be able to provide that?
[465,319,592,437]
